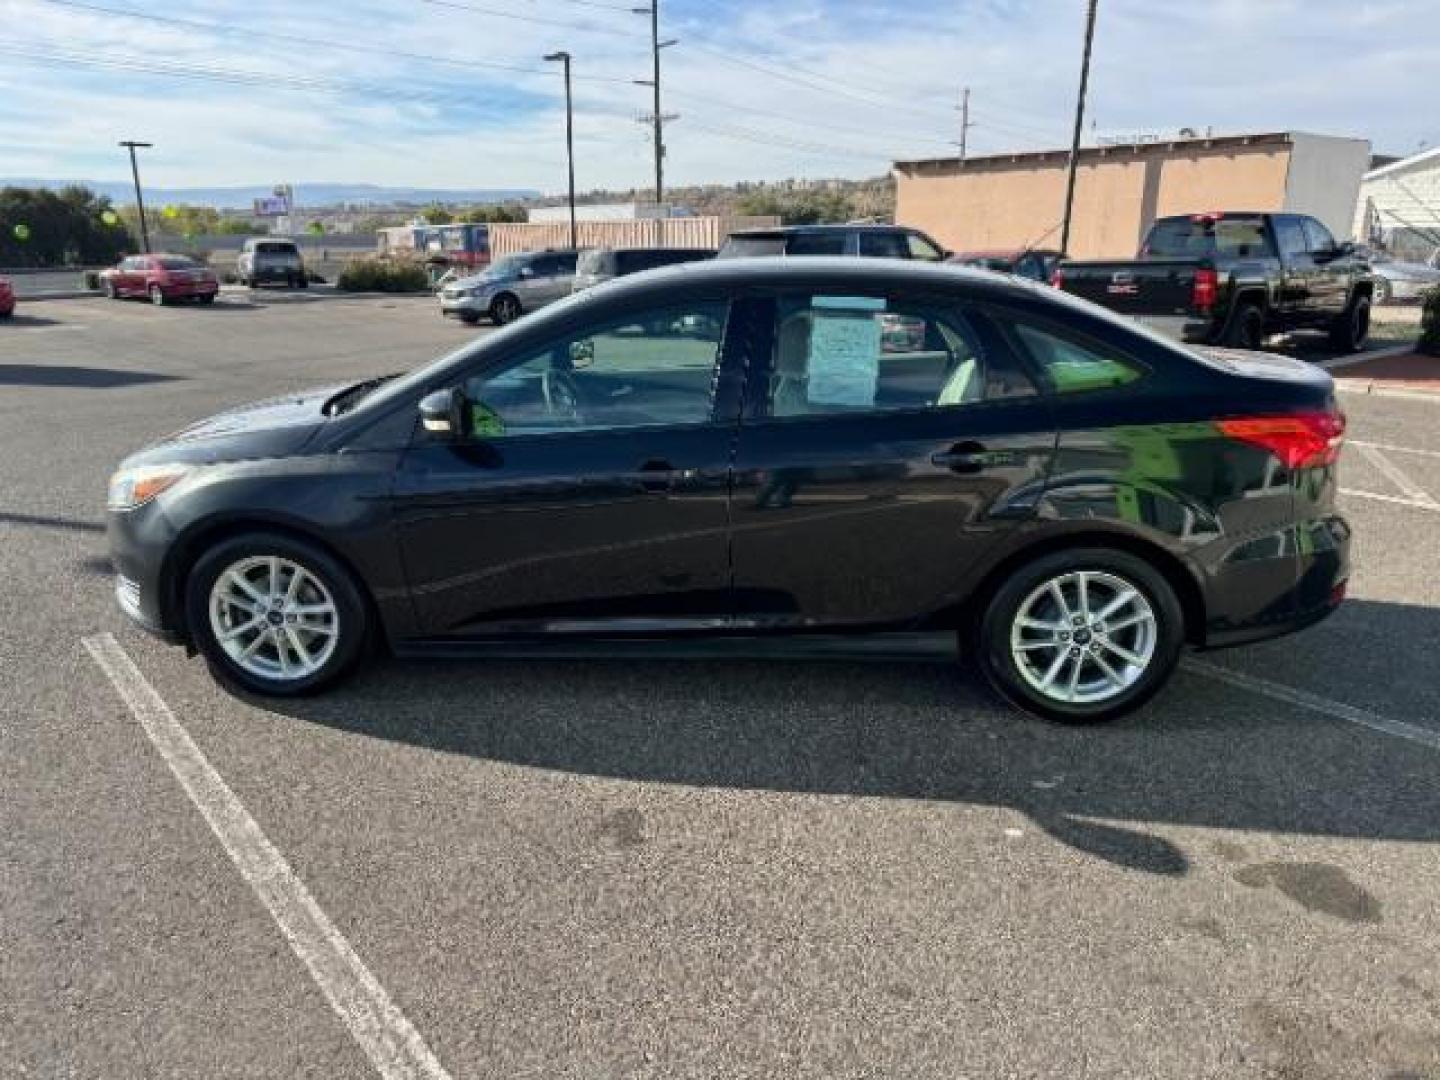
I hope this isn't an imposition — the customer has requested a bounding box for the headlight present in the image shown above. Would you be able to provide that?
[107,464,193,511]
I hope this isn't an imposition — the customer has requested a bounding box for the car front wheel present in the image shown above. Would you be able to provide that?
[185,533,370,696]
[971,548,1185,724]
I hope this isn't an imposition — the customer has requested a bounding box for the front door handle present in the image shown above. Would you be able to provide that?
[931,442,990,474]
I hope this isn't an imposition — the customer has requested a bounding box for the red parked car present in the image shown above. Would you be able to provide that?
[99,254,219,305]
[0,275,15,319]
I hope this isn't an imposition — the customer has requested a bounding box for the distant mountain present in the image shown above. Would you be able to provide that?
[0,180,540,209]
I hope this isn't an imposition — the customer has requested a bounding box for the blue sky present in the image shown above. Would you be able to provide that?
[0,0,1435,194]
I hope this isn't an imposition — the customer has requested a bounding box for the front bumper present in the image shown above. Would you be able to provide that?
[440,293,493,317]
[107,505,185,644]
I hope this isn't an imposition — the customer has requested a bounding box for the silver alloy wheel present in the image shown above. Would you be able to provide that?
[1010,570,1158,706]
[208,556,340,682]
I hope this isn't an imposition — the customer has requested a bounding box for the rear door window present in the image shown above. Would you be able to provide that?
[786,232,850,256]
[858,231,909,259]
[762,294,1034,419]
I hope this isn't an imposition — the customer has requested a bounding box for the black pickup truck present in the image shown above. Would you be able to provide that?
[1055,212,1375,352]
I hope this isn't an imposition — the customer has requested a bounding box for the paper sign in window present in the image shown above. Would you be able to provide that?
[807,308,883,408]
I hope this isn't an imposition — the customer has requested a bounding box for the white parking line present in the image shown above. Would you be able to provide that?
[1352,443,1440,509]
[1186,659,1440,752]
[1342,489,1440,513]
[81,633,453,1080]
[1350,439,1440,461]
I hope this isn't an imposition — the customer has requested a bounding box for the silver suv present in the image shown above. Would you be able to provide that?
[440,250,579,325]
[238,238,307,289]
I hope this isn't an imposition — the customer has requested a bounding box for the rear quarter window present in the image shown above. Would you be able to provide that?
[1010,322,1145,395]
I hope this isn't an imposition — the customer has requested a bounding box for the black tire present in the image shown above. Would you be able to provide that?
[185,532,371,697]
[489,293,522,325]
[1329,293,1371,352]
[198,293,216,305]
[968,547,1186,725]
[149,285,165,307]
[297,275,310,290]
[1223,300,1265,350]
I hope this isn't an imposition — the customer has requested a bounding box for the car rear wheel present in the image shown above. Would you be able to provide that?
[970,548,1185,724]
[1224,301,1265,350]
[1329,294,1371,352]
[185,533,370,696]
[490,293,521,325]
[149,285,165,306]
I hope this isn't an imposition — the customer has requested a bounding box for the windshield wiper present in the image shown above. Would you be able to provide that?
[324,375,399,417]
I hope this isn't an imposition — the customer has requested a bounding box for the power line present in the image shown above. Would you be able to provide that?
[31,0,636,84]
[417,0,636,36]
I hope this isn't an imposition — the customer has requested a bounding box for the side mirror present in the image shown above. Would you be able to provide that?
[419,387,464,439]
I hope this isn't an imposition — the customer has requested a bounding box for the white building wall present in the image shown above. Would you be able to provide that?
[1354,148,1440,245]
[1282,132,1371,239]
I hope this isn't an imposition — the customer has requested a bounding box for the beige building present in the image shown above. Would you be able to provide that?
[895,132,1371,260]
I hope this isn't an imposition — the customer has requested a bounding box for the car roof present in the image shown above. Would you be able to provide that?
[727,224,909,237]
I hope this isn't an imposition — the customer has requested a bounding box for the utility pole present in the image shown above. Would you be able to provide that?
[1059,0,1099,255]
[957,86,972,162]
[118,140,153,253]
[633,2,677,208]
[544,51,578,250]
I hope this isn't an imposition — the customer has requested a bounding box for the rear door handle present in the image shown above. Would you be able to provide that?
[931,443,990,474]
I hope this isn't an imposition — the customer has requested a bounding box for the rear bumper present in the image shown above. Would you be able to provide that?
[162,282,219,298]
[1134,314,1218,343]
[1199,515,1350,650]
[248,265,303,283]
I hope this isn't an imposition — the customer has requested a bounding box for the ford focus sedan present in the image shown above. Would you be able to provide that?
[105,258,1349,722]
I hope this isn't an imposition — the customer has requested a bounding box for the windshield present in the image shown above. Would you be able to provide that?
[1143,216,1271,258]
[157,256,199,270]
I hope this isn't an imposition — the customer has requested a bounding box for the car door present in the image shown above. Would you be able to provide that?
[728,288,1056,627]
[1301,217,1349,316]
[115,257,140,295]
[1271,215,1314,321]
[392,296,742,636]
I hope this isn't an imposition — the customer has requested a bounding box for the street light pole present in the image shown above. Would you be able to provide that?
[1059,0,1099,256]
[544,51,577,251]
[118,140,153,253]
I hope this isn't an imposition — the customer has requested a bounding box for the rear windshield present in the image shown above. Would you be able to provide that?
[1143,216,1271,259]
[157,256,198,270]
[255,242,299,254]
[721,236,786,258]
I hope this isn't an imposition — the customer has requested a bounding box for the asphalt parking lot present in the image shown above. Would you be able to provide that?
[3,295,1439,1079]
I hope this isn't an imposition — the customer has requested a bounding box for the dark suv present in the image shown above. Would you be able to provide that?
[572,246,715,292]
[719,225,948,261]
[105,258,1348,723]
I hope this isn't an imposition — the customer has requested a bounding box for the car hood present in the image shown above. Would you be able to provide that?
[126,385,342,467]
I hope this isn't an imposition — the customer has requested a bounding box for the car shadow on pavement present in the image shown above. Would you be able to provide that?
[257,598,1440,878]
[0,364,182,389]
[1,314,66,328]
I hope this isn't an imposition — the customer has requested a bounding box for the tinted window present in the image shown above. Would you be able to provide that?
[255,242,298,254]
[858,231,908,259]
[463,302,729,436]
[765,294,1030,419]
[1009,322,1143,395]
[157,256,198,270]
[1302,217,1336,252]
[551,252,578,274]
[721,236,786,258]
[1144,216,1271,258]
[906,233,945,261]
[576,249,613,276]
[786,232,849,256]
[1274,217,1308,258]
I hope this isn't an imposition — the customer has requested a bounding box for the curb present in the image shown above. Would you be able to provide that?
[1317,342,1419,371]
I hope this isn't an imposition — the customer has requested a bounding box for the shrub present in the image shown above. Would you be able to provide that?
[336,257,429,293]
[1421,287,1440,357]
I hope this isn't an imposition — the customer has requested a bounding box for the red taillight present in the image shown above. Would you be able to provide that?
[1192,267,1218,311]
[1218,411,1346,470]
[1050,265,1065,289]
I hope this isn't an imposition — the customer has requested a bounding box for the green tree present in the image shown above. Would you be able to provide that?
[0,185,135,266]
[734,189,855,225]
[421,204,454,225]
[459,203,527,224]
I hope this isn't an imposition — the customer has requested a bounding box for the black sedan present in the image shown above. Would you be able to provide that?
[105,258,1350,723]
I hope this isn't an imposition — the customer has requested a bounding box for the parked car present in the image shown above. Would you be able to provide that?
[573,246,715,292]
[950,248,1066,284]
[99,254,219,305]
[238,238,308,289]
[1357,247,1440,303]
[104,258,1349,723]
[0,275,14,319]
[1054,212,1374,352]
[439,249,579,325]
[718,225,948,261]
